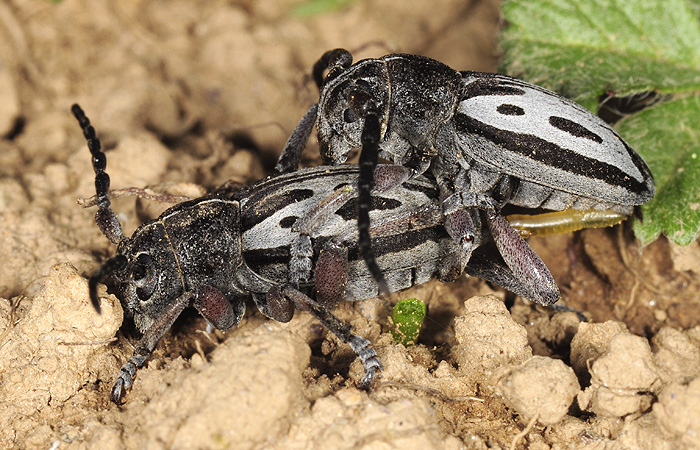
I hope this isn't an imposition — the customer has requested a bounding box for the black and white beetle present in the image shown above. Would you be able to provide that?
[277,49,656,305]
[73,104,552,403]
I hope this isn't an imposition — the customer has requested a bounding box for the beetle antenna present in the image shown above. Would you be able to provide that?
[357,105,390,296]
[72,104,124,245]
[312,48,353,89]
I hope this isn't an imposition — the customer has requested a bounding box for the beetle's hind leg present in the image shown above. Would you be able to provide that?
[273,284,382,389]
[442,191,560,306]
[484,211,560,305]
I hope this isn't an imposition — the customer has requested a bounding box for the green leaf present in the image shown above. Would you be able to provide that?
[391,298,426,346]
[501,0,700,109]
[624,97,700,245]
[501,0,700,244]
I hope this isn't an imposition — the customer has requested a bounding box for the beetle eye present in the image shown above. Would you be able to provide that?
[133,253,156,300]
[354,79,371,91]
[132,253,152,281]
[348,89,374,117]
[343,108,359,123]
[132,264,147,281]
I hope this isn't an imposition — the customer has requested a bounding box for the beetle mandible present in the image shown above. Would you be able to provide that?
[276,49,656,305]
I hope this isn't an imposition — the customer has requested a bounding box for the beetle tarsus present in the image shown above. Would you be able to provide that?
[349,335,382,389]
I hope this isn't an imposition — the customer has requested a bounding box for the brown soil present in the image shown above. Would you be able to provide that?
[1,0,699,449]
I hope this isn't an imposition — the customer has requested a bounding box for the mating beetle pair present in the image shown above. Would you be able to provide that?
[277,49,655,305]
[77,48,654,404]
[75,105,544,403]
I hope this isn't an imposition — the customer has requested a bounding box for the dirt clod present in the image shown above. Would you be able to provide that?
[453,295,531,378]
[497,356,580,425]
[578,333,659,418]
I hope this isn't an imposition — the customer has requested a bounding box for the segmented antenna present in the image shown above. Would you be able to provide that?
[71,104,124,245]
[72,104,126,313]
[276,49,352,173]
[313,48,353,88]
[357,107,390,296]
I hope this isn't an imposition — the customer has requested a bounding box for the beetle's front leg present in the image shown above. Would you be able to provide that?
[289,234,314,286]
[192,285,244,332]
[276,103,319,173]
[110,291,194,403]
[267,239,349,320]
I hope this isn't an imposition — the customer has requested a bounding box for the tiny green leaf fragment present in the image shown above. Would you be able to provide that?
[291,0,357,17]
[391,298,426,346]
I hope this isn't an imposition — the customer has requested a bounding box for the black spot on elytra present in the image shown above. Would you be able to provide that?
[336,197,402,221]
[279,216,297,228]
[549,116,603,143]
[287,189,315,202]
[497,104,525,116]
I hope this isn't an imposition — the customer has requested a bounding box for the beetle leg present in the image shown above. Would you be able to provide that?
[440,190,495,276]
[275,103,319,173]
[110,291,194,404]
[192,285,243,331]
[276,285,382,389]
[484,211,560,305]
[441,190,559,305]
[464,253,546,301]
[262,240,348,322]
[260,288,296,323]
[442,190,499,214]
[291,163,411,298]
[289,234,314,286]
[314,240,349,310]
[464,253,574,316]
[442,199,477,275]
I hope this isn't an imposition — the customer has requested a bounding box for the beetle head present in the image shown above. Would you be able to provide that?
[90,199,247,334]
[90,220,185,333]
[317,61,390,164]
